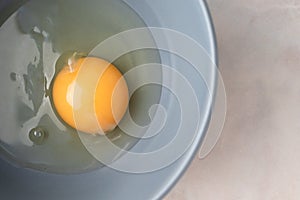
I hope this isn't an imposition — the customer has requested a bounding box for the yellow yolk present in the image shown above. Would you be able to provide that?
[52,57,129,134]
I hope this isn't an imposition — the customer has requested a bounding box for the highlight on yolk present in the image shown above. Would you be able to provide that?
[52,56,129,134]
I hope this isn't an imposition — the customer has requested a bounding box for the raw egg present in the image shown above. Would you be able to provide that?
[52,56,129,134]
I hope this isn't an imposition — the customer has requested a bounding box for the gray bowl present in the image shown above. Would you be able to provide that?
[0,0,217,199]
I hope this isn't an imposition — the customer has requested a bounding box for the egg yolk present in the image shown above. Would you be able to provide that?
[52,57,129,134]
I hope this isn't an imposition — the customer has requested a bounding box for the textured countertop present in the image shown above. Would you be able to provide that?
[166,0,300,199]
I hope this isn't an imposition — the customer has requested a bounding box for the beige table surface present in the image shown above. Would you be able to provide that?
[166,0,300,199]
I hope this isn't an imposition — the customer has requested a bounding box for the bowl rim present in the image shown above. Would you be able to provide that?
[0,0,218,198]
